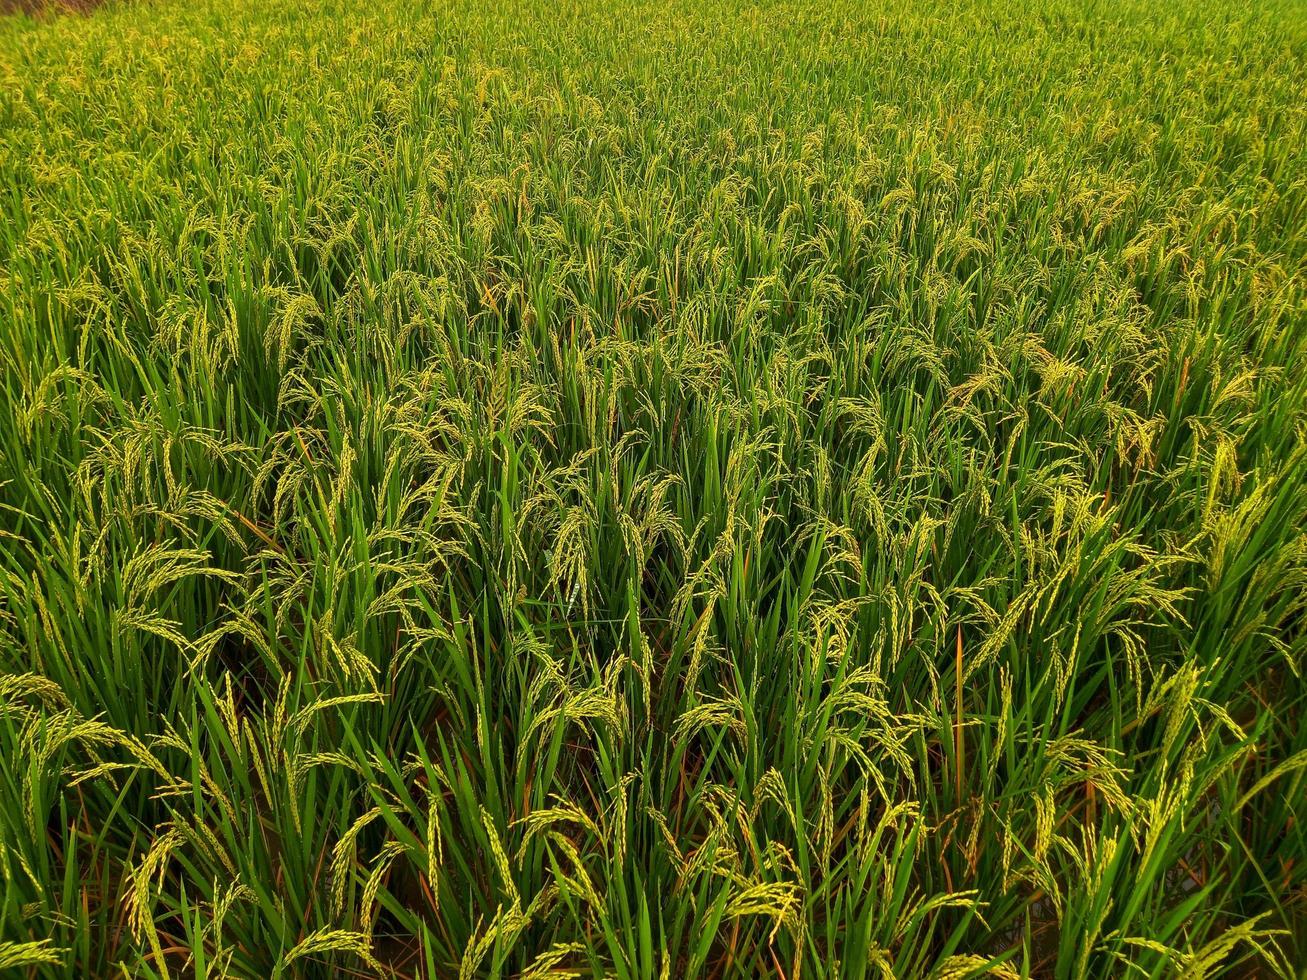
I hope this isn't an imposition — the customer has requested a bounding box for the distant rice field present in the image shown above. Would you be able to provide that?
[0,0,1304,975]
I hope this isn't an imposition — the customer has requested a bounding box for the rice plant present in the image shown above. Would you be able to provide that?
[0,0,1304,975]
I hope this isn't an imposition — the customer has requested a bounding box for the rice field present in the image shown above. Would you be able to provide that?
[1,0,1305,975]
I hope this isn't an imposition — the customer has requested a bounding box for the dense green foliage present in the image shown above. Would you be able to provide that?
[0,0,1304,975]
